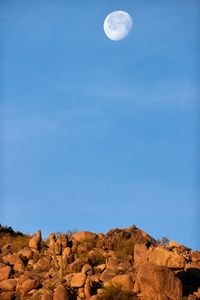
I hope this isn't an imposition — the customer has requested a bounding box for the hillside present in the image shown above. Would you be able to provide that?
[0,225,199,300]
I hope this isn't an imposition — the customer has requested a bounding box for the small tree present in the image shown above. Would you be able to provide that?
[160,236,170,247]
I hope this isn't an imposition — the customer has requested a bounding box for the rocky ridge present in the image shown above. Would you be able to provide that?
[0,225,199,300]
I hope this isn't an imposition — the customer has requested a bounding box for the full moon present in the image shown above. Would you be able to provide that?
[103,11,133,41]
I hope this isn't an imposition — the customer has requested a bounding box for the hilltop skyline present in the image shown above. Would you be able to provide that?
[0,0,199,249]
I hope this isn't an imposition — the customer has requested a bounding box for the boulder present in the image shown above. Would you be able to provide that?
[100,267,117,283]
[3,254,24,272]
[21,278,40,294]
[49,233,56,251]
[134,243,148,265]
[29,235,41,251]
[84,276,92,300]
[148,246,185,269]
[168,241,182,248]
[60,234,69,248]
[0,279,17,291]
[111,274,134,291]
[78,287,85,299]
[62,247,71,259]
[0,263,12,281]
[0,291,15,300]
[34,256,51,271]
[90,296,98,300]
[18,247,33,260]
[98,233,104,240]
[136,262,182,300]
[70,272,86,288]
[106,257,119,269]
[72,231,98,243]
[81,264,93,275]
[53,285,68,300]
[41,293,53,300]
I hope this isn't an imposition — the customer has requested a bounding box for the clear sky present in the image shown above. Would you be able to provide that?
[0,0,199,249]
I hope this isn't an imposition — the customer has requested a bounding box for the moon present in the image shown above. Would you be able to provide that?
[103,11,133,41]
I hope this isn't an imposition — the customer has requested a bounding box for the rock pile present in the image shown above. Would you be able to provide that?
[0,225,199,300]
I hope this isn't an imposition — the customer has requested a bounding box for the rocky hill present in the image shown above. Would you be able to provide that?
[0,225,199,300]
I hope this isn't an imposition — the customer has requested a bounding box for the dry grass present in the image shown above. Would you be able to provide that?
[0,231,31,253]
[0,225,31,252]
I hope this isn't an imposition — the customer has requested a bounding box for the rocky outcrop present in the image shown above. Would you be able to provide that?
[3,254,24,272]
[29,230,42,251]
[72,231,98,243]
[136,262,182,300]
[0,225,199,299]
[148,246,186,269]
[134,243,148,265]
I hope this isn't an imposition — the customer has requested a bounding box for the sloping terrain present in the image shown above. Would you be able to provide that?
[0,225,199,300]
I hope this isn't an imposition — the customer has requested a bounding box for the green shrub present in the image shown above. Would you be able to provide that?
[88,251,106,266]
[113,238,135,260]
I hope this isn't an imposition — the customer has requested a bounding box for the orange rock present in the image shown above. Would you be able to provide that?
[3,254,24,272]
[72,231,97,243]
[70,272,86,288]
[53,285,67,300]
[0,263,11,281]
[112,274,134,291]
[0,279,17,291]
[134,244,148,265]
[136,262,182,300]
[22,278,40,294]
[148,246,185,269]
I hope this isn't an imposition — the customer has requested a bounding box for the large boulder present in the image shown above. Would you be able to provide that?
[0,291,15,300]
[0,263,12,281]
[111,274,134,291]
[72,231,98,243]
[136,262,182,300]
[84,276,92,300]
[3,254,24,272]
[0,279,17,291]
[21,278,40,295]
[148,247,185,269]
[134,244,148,265]
[18,247,33,260]
[33,256,51,271]
[29,235,41,251]
[70,272,86,288]
[53,285,68,300]
[100,267,117,283]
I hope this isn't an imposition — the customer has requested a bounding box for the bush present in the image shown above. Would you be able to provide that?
[0,224,23,237]
[88,251,106,266]
[158,236,170,247]
[129,224,137,233]
[113,238,135,260]
[97,284,138,300]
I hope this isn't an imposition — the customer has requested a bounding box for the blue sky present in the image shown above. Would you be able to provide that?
[0,0,199,249]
